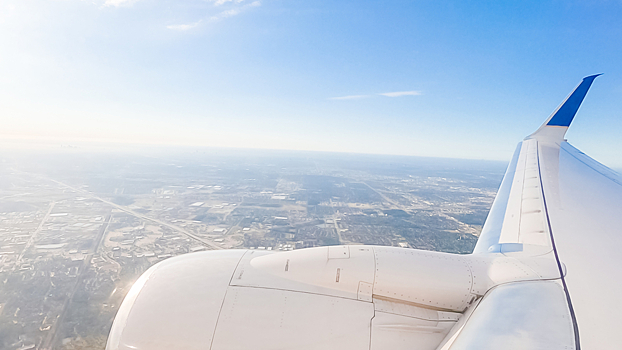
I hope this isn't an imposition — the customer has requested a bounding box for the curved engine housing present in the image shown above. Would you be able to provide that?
[106,245,560,350]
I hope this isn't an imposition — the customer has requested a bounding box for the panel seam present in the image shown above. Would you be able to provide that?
[208,250,249,350]
[560,144,622,187]
[536,142,581,350]
[227,284,367,302]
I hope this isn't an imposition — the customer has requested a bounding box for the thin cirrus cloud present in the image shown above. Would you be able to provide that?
[378,90,422,97]
[103,0,138,7]
[166,0,261,30]
[329,91,422,100]
[329,95,371,100]
[210,1,261,21]
[167,20,202,31]
[212,0,245,5]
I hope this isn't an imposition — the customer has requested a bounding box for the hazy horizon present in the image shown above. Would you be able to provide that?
[2,1,622,168]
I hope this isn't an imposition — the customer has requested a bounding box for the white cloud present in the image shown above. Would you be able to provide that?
[167,20,202,31]
[210,1,260,21]
[329,95,371,100]
[378,90,422,97]
[103,0,139,7]
[330,90,423,100]
[165,0,260,30]
[213,0,245,6]
[212,8,240,19]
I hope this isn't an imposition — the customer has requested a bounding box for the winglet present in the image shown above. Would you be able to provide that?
[528,74,601,141]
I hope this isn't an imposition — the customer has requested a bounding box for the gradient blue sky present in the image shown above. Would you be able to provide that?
[1,0,621,166]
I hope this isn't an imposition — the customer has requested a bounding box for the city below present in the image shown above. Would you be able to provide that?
[0,146,506,350]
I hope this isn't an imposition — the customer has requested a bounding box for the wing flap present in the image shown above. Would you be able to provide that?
[445,281,575,350]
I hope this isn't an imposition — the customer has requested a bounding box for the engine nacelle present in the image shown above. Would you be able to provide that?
[106,246,561,350]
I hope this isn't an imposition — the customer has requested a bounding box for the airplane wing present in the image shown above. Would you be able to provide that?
[462,74,622,349]
[106,76,621,350]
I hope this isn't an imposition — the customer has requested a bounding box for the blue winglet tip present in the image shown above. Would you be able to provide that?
[546,74,602,127]
[583,73,603,81]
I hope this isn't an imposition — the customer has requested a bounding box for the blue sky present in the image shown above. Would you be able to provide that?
[1,0,621,167]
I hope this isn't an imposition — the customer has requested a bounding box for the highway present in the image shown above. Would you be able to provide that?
[46,178,224,250]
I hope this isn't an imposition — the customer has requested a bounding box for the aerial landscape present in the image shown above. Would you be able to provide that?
[2,0,622,349]
[0,146,505,349]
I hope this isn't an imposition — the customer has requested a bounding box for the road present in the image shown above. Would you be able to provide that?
[40,214,112,350]
[17,201,55,264]
[328,198,344,244]
[360,182,398,206]
[44,177,224,250]
[11,168,224,250]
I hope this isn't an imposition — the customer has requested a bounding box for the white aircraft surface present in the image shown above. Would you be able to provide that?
[106,75,621,350]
